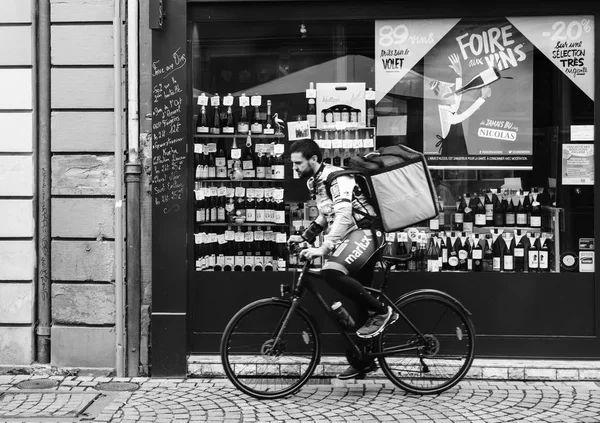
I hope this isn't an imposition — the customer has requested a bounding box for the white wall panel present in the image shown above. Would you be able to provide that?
[0,156,33,196]
[0,69,32,109]
[0,113,33,152]
[0,241,34,280]
[0,200,34,237]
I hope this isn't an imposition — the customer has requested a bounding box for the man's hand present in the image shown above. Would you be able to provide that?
[299,246,328,261]
[287,235,304,245]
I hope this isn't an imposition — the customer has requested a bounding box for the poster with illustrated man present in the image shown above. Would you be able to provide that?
[423,19,534,167]
[375,18,536,169]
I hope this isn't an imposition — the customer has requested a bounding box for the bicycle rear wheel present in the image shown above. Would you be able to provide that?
[377,293,475,395]
[220,298,321,399]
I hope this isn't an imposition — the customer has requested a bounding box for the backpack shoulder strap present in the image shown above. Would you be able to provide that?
[324,169,362,198]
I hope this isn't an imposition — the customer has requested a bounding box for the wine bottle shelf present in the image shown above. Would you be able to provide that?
[413,226,544,234]
[195,179,285,183]
[194,134,284,139]
[196,222,287,227]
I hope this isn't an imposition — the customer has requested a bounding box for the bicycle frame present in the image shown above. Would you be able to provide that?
[271,259,431,362]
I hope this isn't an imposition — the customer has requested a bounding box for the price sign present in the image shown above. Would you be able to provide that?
[343,138,354,149]
[246,188,254,198]
[353,138,364,149]
[274,144,285,155]
[234,231,244,242]
[194,144,204,154]
[207,143,217,153]
[306,88,317,98]
[209,187,218,197]
[244,231,254,242]
[239,95,249,107]
[273,188,284,200]
[224,230,235,241]
[235,187,246,197]
[332,138,343,149]
[231,148,241,159]
[197,93,209,106]
[254,230,264,241]
[251,95,262,106]
[264,188,274,198]
[217,234,227,244]
[322,139,332,149]
[363,137,374,149]
[223,94,234,106]
[210,95,220,106]
[365,89,376,100]
[217,186,227,196]
[276,232,287,243]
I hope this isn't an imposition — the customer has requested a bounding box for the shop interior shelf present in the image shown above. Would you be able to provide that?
[197,222,287,227]
[194,134,284,139]
[412,226,544,234]
[195,179,284,183]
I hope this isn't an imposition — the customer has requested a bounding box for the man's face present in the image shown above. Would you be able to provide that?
[291,152,316,179]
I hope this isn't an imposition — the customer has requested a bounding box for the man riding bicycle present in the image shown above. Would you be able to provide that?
[288,138,398,380]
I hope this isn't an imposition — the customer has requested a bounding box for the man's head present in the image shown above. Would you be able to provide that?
[289,139,322,179]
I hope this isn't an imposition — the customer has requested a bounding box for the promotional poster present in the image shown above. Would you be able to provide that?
[375,16,594,170]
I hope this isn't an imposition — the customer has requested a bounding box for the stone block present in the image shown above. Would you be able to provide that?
[51,155,115,196]
[482,367,508,379]
[0,283,32,324]
[524,368,557,380]
[51,325,115,368]
[508,367,525,380]
[556,369,579,380]
[0,155,33,196]
[0,327,32,365]
[0,200,34,237]
[52,284,115,325]
[0,112,32,152]
[579,369,600,380]
[52,198,114,239]
[52,240,114,281]
[0,241,34,280]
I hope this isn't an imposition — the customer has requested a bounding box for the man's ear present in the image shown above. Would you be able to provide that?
[309,155,319,163]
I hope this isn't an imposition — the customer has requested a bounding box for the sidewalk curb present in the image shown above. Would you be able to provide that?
[0,364,115,378]
[189,355,600,381]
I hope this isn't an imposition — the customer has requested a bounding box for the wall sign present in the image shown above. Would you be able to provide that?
[562,144,594,185]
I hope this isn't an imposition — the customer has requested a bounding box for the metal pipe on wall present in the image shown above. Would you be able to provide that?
[126,0,142,377]
[114,0,125,377]
[36,0,51,365]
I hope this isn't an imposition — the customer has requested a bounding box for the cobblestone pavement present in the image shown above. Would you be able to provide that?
[1,376,599,422]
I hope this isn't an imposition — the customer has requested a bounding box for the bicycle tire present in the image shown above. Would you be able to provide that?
[220,298,321,399]
[377,293,475,395]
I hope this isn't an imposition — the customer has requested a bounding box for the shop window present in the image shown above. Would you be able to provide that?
[191,15,594,274]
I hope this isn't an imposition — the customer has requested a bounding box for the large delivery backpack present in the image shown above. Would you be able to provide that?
[326,145,439,232]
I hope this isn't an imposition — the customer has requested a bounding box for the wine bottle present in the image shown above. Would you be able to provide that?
[242,137,256,179]
[194,144,204,180]
[237,100,250,135]
[234,227,244,271]
[505,195,516,227]
[217,191,226,222]
[492,233,504,272]
[463,194,474,233]
[251,104,263,134]
[253,228,264,271]
[472,235,483,272]
[539,237,549,272]
[408,242,417,272]
[272,148,285,180]
[522,191,531,226]
[447,236,459,271]
[474,194,486,228]
[440,235,449,271]
[484,190,494,226]
[210,95,221,135]
[454,195,465,231]
[224,226,235,271]
[256,147,267,179]
[455,67,501,96]
[417,241,427,272]
[195,187,205,223]
[197,105,209,134]
[530,190,542,228]
[207,144,216,179]
[244,227,254,271]
[263,227,274,271]
[427,236,440,272]
[503,233,515,272]
[223,97,235,134]
[255,186,265,223]
[215,233,226,271]
[396,232,409,271]
[516,197,528,228]
[458,233,469,271]
[245,187,256,223]
[215,139,227,179]
[437,196,445,230]
[493,194,504,227]
[307,82,317,128]
[483,234,493,271]
[206,232,216,271]
[275,229,288,271]
[514,230,526,272]
[528,235,540,272]
[264,100,274,135]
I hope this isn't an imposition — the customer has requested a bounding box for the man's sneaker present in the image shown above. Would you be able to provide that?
[336,361,378,380]
[356,306,398,339]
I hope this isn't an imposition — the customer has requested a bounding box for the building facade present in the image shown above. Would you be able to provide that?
[1,0,599,379]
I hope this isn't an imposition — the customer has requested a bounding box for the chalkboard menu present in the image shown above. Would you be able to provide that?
[152,47,187,213]
[151,1,189,378]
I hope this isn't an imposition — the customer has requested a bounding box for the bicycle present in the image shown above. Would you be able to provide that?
[220,252,476,399]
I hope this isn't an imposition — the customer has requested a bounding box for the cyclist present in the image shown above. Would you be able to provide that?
[288,138,398,380]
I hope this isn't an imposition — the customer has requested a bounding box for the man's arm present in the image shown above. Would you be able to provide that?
[321,175,356,252]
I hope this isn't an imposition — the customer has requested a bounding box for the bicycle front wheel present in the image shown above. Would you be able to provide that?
[377,293,475,395]
[220,298,321,399]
